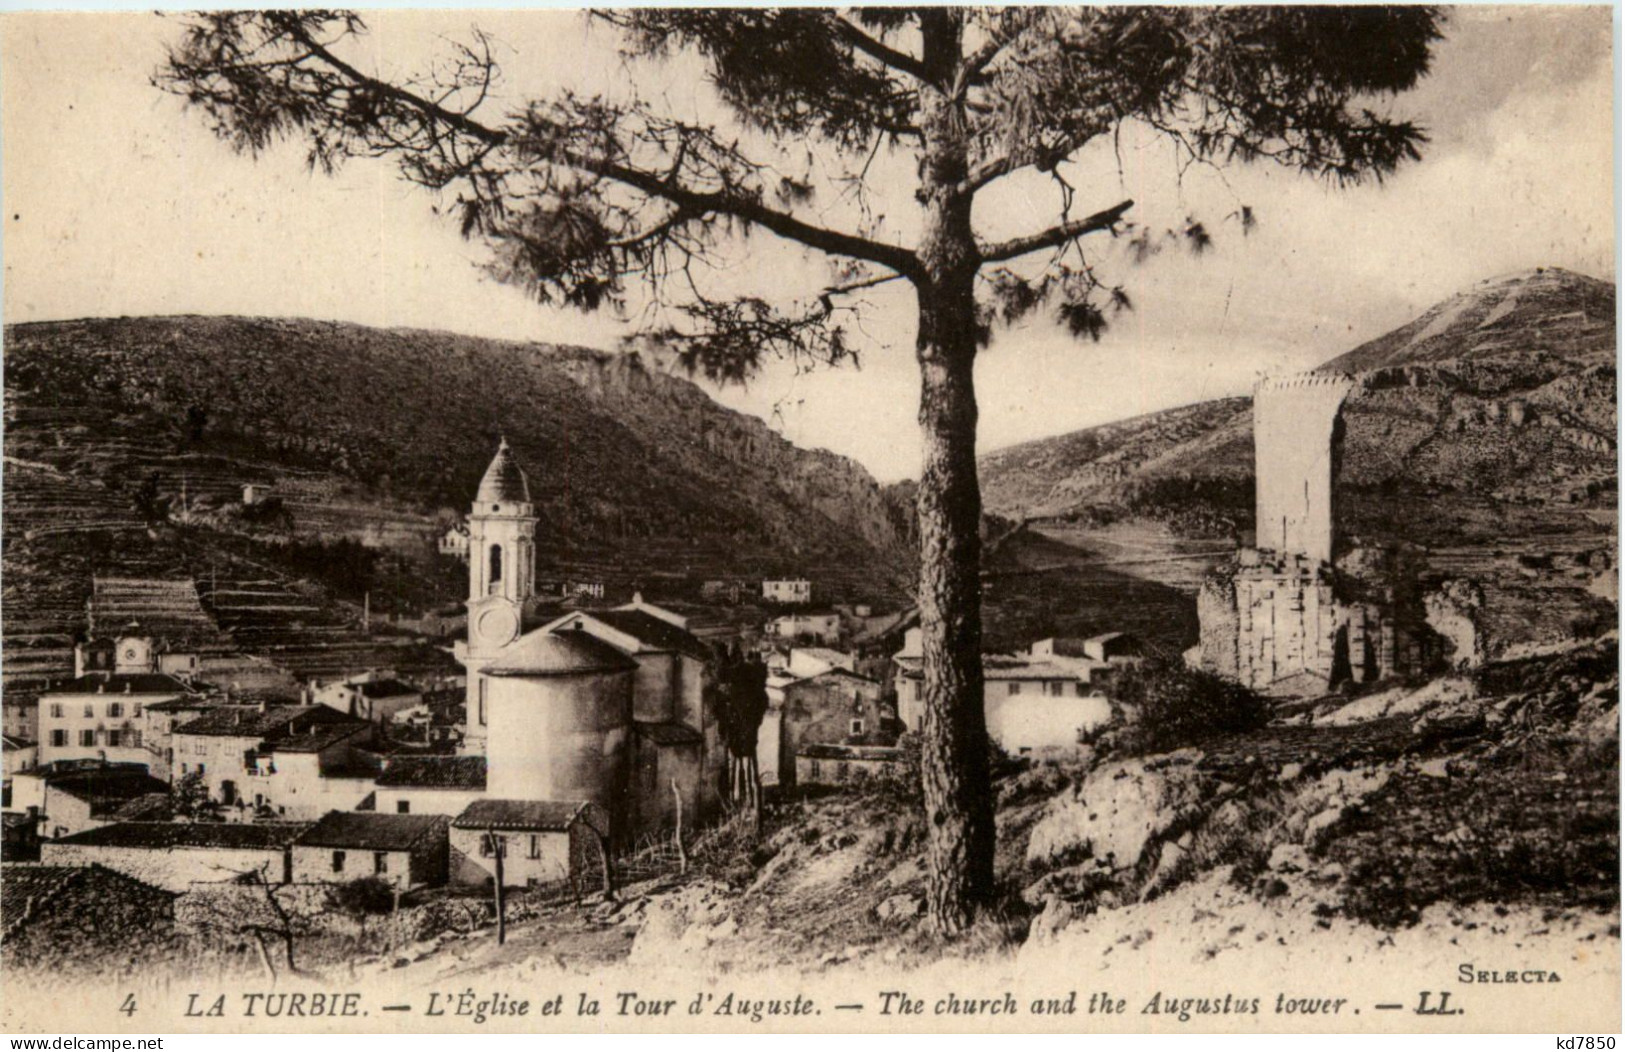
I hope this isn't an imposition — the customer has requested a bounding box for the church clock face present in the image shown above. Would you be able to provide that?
[474,605,520,649]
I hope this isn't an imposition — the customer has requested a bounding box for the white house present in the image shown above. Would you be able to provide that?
[892,628,1111,753]
[38,672,197,770]
[770,610,842,645]
[438,521,471,561]
[762,578,812,605]
[373,755,487,816]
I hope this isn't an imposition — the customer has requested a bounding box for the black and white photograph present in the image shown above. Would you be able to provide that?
[0,3,1617,1036]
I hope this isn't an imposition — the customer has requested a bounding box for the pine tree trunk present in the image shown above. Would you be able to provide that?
[913,10,997,936]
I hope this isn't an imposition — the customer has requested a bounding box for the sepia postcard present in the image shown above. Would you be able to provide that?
[0,4,1618,1036]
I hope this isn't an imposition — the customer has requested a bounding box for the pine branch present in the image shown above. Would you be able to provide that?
[978,199,1134,264]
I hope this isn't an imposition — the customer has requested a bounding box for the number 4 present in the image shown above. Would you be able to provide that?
[120,994,137,1017]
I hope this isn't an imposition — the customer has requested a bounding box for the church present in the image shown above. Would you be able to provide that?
[453,440,724,844]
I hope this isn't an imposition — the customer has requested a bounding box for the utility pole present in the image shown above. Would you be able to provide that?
[486,828,506,945]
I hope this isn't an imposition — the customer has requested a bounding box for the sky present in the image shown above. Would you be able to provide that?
[1,6,1615,482]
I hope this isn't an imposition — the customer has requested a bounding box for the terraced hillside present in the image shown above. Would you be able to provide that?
[981,268,1615,540]
[2,315,919,698]
[977,268,1617,656]
[4,316,909,593]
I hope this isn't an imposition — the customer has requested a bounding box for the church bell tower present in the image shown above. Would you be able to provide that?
[462,438,538,753]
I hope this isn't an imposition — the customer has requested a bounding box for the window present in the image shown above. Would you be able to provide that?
[849,718,865,736]
[396,800,410,814]
[1048,682,1064,697]
[107,702,123,718]
[1008,682,1020,696]
[331,850,346,873]
[1075,683,1088,697]
[528,835,542,860]
[373,852,388,876]
[477,679,488,727]
[49,704,63,719]
[132,704,142,717]
[83,704,94,718]
[488,544,503,586]
[481,834,505,859]
[106,730,122,747]
[80,729,95,747]
[49,730,67,748]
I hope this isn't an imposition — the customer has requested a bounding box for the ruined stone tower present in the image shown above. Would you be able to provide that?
[1196,370,1424,696]
[1252,372,1355,564]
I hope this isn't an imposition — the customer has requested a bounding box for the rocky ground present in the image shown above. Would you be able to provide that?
[322,634,1618,1008]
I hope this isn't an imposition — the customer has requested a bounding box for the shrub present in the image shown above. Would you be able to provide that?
[1113,656,1270,754]
[326,876,397,918]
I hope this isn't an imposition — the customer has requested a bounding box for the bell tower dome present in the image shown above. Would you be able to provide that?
[467,438,537,606]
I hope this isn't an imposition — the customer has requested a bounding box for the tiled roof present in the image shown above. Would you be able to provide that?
[633,721,704,746]
[1,864,177,932]
[295,811,445,851]
[143,697,220,713]
[44,673,194,696]
[175,705,361,740]
[484,631,639,677]
[375,755,486,789]
[46,769,171,811]
[108,793,173,822]
[981,656,1080,681]
[584,609,712,660]
[51,822,310,850]
[452,799,586,831]
[355,679,418,699]
[262,722,369,754]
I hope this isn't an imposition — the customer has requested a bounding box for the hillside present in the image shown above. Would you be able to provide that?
[981,267,1616,538]
[2,316,912,696]
[976,267,1617,655]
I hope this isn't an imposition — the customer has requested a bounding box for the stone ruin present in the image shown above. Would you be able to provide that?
[1194,372,1471,697]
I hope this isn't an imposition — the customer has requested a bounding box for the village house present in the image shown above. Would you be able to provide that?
[37,670,199,770]
[9,761,172,840]
[313,675,423,725]
[1028,632,1146,691]
[291,811,449,889]
[769,609,842,645]
[3,697,39,746]
[438,520,471,561]
[779,669,897,788]
[73,632,200,681]
[892,628,1112,754]
[40,822,307,891]
[3,734,39,780]
[762,578,812,605]
[1,863,180,975]
[450,799,611,889]
[171,704,372,817]
[372,755,486,816]
[140,695,219,783]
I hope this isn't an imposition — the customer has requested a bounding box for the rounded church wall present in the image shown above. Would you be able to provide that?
[486,669,633,819]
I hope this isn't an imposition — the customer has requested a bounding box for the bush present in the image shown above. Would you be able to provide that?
[1113,657,1270,754]
[326,876,397,918]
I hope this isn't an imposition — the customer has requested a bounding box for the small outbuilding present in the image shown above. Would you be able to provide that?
[450,798,610,890]
[291,811,449,889]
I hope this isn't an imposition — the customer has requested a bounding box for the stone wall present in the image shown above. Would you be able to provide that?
[42,842,290,892]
